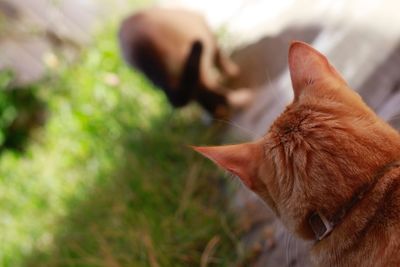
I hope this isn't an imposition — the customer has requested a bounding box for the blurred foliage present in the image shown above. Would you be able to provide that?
[0,11,239,267]
[0,71,46,152]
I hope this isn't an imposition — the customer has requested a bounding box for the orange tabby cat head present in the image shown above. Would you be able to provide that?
[193,41,400,240]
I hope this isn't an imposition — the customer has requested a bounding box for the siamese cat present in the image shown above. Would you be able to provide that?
[119,8,241,118]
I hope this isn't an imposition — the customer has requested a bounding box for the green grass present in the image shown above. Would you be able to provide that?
[0,20,240,267]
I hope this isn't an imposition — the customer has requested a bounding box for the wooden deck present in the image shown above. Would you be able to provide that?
[0,0,134,85]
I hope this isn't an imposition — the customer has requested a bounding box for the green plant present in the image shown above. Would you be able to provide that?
[0,71,46,151]
[0,18,238,267]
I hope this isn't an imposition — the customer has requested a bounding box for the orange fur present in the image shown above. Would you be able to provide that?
[194,41,400,266]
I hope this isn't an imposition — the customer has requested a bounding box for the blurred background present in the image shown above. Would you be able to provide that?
[1,0,400,266]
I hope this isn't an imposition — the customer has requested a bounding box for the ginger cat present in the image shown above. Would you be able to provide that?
[193,41,400,266]
[119,8,240,118]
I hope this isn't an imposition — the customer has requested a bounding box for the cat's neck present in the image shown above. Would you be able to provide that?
[311,159,400,266]
[309,160,400,240]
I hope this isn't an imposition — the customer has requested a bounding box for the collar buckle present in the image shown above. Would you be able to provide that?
[309,211,333,241]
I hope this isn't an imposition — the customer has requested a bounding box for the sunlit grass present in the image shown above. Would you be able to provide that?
[0,19,238,267]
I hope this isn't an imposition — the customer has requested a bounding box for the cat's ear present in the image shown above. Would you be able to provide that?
[288,41,347,100]
[192,142,263,189]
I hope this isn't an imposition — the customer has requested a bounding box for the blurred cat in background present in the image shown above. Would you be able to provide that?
[194,41,400,266]
[119,8,246,118]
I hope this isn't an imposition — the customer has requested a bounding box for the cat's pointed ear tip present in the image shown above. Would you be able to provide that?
[189,145,207,154]
[289,41,313,54]
[290,40,307,47]
[190,145,220,162]
[188,144,199,151]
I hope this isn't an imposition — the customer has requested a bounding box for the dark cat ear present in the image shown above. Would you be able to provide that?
[192,142,263,189]
[288,41,347,100]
